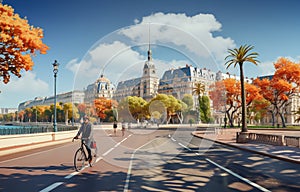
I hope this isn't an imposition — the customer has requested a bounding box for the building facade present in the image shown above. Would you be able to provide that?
[18,90,84,111]
[113,45,159,102]
[84,75,114,105]
[0,108,18,114]
[158,65,219,100]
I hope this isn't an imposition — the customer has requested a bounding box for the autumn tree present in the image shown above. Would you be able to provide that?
[18,110,25,122]
[225,45,259,132]
[127,96,148,121]
[249,98,270,124]
[222,78,240,127]
[76,103,87,118]
[62,102,79,124]
[94,97,112,121]
[150,94,185,124]
[253,58,300,127]
[117,97,145,122]
[210,78,262,127]
[209,80,227,113]
[0,4,49,84]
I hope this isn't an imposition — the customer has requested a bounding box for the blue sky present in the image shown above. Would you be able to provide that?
[1,0,300,108]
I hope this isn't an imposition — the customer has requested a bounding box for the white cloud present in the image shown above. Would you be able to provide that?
[0,72,49,108]
[66,12,237,90]
[66,58,80,74]
[68,41,146,89]
[257,60,275,77]
[120,12,235,62]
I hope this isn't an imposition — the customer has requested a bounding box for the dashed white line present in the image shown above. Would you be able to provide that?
[170,135,271,192]
[103,148,114,156]
[64,171,80,179]
[206,158,271,192]
[39,182,64,192]
[178,142,191,151]
[39,134,132,192]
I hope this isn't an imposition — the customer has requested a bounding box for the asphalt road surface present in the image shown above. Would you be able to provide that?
[0,127,299,192]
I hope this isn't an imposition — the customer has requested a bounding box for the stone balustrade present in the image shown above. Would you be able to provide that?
[244,132,300,148]
[285,136,300,147]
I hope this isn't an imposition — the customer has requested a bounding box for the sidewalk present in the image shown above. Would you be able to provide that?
[192,128,300,164]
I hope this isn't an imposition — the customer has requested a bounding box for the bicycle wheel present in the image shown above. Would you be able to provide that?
[74,148,86,171]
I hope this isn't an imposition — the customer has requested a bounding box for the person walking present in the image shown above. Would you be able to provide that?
[121,121,126,136]
[113,121,118,136]
[74,115,96,165]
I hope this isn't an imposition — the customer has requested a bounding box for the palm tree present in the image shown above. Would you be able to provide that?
[192,82,205,123]
[225,45,259,132]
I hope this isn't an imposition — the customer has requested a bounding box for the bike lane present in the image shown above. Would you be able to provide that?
[0,128,135,192]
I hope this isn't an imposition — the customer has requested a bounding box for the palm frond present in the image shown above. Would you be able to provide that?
[225,44,259,69]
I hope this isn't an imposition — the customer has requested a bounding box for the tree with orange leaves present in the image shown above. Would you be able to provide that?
[253,58,300,127]
[0,3,49,84]
[210,78,262,127]
[94,97,117,121]
[210,78,240,127]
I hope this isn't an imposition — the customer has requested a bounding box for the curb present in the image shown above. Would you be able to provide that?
[191,131,300,165]
[0,137,72,157]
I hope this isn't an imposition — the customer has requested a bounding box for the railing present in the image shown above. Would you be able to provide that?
[0,125,78,135]
[246,133,300,148]
[285,136,300,147]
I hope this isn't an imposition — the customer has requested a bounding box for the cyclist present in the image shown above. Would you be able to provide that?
[74,115,95,164]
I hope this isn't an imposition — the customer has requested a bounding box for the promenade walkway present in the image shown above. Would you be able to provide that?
[192,128,300,164]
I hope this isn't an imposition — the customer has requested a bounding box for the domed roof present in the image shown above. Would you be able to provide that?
[96,75,110,83]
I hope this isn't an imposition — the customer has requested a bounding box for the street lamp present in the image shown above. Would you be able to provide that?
[52,60,59,132]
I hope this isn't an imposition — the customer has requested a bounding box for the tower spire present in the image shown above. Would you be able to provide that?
[147,23,152,61]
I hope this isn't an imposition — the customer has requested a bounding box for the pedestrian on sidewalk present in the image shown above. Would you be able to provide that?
[113,121,118,136]
[121,121,126,136]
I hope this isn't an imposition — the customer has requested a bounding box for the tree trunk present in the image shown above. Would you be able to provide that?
[269,110,275,126]
[198,96,201,123]
[177,112,183,124]
[279,112,286,128]
[239,63,248,132]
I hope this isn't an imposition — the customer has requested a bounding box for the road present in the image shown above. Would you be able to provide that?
[0,127,299,191]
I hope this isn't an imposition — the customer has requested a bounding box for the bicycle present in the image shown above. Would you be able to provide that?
[72,137,97,171]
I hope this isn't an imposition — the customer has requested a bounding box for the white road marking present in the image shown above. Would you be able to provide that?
[39,182,64,192]
[206,158,271,192]
[124,139,156,192]
[64,171,80,179]
[178,142,191,151]
[39,134,132,192]
[103,148,114,156]
[170,135,271,192]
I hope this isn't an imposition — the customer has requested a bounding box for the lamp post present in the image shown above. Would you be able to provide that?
[52,60,59,132]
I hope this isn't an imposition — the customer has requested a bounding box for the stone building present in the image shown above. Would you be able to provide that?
[18,90,84,111]
[113,45,159,102]
[84,75,114,105]
[158,65,218,101]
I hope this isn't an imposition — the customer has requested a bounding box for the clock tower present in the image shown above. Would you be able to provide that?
[140,38,159,100]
